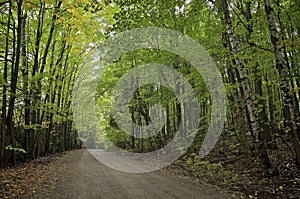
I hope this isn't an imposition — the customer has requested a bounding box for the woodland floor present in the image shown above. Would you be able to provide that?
[0,148,299,199]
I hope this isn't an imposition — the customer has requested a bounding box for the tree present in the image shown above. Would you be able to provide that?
[263,0,300,167]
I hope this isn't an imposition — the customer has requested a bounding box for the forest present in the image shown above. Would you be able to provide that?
[0,0,299,198]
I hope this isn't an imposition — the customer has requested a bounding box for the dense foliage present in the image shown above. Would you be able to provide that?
[0,0,115,166]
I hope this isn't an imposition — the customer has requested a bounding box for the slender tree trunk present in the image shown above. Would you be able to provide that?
[21,12,29,160]
[227,61,251,153]
[130,64,135,149]
[0,0,12,166]
[30,2,45,158]
[40,0,62,74]
[44,40,56,153]
[6,0,23,165]
[221,0,272,172]
[263,0,300,168]
[254,65,273,149]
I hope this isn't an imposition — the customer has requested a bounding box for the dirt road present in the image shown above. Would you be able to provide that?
[34,150,231,199]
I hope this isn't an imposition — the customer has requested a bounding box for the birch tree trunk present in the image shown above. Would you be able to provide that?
[221,0,272,172]
[263,0,300,167]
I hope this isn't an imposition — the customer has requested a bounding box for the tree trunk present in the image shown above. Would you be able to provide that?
[263,0,300,167]
[221,0,272,173]
[253,63,273,149]
[21,11,29,160]
[6,0,23,165]
[0,0,12,166]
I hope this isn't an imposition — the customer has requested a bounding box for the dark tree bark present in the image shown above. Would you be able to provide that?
[0,0,12,166]
[6,0,23,165]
